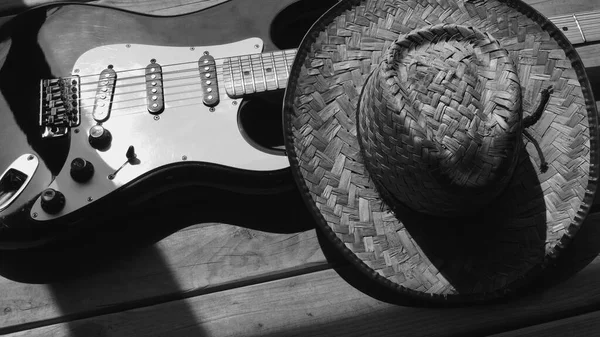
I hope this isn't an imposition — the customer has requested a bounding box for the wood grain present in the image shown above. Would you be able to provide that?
[0,225,327,333]
[6,253,600,337]
[488,311,600,336]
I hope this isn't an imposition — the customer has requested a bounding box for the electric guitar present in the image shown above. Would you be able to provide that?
[0,0,340,249]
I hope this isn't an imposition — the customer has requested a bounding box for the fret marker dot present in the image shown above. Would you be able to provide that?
[153,103,158,108]
[207,88,212,92]
[206,80,211,85]
[151,88,158,93]
[152,82,157,86]
[151,74,157,79]
[204,66,210,71]
[151,68,156,72]
[266,68,272,72]
[152,95,158,101]
[204,60,209,64]
[205,73,211,78]
[207,95,213,100]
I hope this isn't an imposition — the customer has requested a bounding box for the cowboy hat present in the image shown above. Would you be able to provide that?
[283,0,599,303]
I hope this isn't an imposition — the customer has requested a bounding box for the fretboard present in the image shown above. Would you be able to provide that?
[220,11,598,98]
[549,11,600,45]
[222,49,296,97]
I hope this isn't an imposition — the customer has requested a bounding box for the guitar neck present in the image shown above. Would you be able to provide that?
[220,10,599,97]
[550,11,600,45]
[221,49,296,97]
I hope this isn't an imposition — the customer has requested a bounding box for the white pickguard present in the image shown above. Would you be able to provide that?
[31,38,290,221]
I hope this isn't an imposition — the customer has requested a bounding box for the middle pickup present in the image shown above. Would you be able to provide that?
[145,60,165,114]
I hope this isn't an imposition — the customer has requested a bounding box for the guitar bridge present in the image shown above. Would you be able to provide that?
[39,76,81,138]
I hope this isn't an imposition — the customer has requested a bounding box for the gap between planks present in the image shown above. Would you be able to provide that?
[5,255,600,337]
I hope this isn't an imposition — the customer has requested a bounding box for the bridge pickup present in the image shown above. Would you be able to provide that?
[146,61,164,114]
[198,54,219,107]
[93,67,117,122]
[39,76,81,138]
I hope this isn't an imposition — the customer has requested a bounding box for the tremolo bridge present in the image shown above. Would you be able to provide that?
[39,76,81,138]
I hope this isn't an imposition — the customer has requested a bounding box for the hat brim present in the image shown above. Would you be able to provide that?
[283,0,599,303]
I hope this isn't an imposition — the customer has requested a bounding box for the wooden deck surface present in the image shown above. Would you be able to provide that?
[2,0,600,336]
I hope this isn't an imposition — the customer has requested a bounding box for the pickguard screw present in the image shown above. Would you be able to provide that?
[254,44,260,49]
[126,44,131,48]
[232,101,238,106]
[108,174,115,180]
[209,107,215,112]
[32,212,38,218]
[74,69,79,73]
[87,197,93,202]
[151,58,156,63]
[74,129,80,134]
[203,51,209,55]
[190,47,195,51]
[154,115,160,121]
[182,155,187,160]
[27,155,34,161]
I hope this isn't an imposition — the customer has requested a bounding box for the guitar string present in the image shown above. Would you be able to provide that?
[66,55,296,107]
[75,60,292,109]
[69,49,298,82]
[72,59,294,117]
[48,13,600,118]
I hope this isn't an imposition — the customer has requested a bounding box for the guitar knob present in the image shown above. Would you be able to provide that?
[40,188,65,214]
[88,125,112,150]
[70,158,94,183]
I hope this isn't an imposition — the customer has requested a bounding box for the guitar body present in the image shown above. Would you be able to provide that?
[0,0,330,249]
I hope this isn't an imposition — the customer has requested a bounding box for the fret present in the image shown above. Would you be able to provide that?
[258,54,268,92]
[574,12,600,44]
[282,50,290,80]
[237,56,246,94]
[220,49,296,97]
[270,52,279,90]
[239,55,250,94]
[549,11,600,45]
[227,58,235,97]
[248,55,257,93]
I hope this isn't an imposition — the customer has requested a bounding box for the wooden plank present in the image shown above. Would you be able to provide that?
[6,251,600,336]
[3,208,600,337]
[0,224,328,333]
[488,311,600,337]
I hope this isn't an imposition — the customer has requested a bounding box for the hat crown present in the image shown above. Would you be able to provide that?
[358,24,523,216]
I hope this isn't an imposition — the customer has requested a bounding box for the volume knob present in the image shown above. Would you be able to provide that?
[40,188,65,214]
[89,125,112,150]
[70,158,94,183]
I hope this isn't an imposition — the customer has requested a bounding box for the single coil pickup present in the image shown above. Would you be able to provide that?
[93,67,117,122]
[146,60,164,114]
[39,76,80,138]
[198,54,219,107]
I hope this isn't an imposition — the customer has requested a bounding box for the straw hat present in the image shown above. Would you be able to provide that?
[283,0,599,303]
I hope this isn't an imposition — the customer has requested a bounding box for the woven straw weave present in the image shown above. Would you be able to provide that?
[284,0,598,302]
[358,24,523,217]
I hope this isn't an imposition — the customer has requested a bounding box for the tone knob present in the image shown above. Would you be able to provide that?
[88,125,112,150]
[70,158,95,183]
[40,188,65,214]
